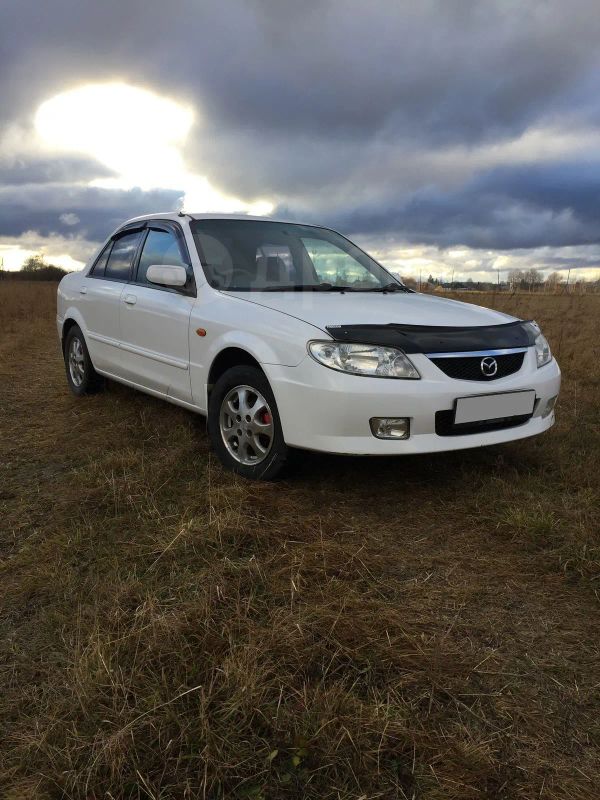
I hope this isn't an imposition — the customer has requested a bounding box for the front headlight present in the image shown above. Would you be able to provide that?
[308,341,420,379]
[527,321,552,368]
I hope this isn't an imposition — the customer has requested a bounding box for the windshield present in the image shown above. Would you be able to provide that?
[190,219,406,291]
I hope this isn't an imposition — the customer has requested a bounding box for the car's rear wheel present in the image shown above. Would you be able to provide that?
[208,366,289,480]
[64,325,104,396]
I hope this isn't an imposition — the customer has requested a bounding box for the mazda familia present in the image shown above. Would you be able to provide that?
[57,214,561,479]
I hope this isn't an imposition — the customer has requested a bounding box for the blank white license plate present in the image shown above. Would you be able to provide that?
[454,390,536,425]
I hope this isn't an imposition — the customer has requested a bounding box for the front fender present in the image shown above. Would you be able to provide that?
[189,298,321,411]
[204,328,306,368]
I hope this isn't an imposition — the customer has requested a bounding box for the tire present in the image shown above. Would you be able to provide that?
[63,325,104,396]
[208,365,289,480]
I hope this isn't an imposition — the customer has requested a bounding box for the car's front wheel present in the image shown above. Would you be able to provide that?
[208,365,289,480]
[63,325,104,396]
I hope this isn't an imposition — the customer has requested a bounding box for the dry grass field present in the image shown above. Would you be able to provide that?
[1,281,599,800]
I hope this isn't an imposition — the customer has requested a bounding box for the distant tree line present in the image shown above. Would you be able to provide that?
[0,254,67,281]
[395,268,598,293]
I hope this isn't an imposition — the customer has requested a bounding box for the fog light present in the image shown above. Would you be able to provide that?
[370,417,410,439]
[542,395,557,418]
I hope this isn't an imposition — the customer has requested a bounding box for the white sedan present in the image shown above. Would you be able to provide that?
[57,213,560,479]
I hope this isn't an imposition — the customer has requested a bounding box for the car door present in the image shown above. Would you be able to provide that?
[119,221,195,402]
[80,228,144,375]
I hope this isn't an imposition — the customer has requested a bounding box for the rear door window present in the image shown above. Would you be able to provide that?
[105,231,143,282]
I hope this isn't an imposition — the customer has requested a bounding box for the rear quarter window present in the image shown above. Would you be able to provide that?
[89,242,112,278]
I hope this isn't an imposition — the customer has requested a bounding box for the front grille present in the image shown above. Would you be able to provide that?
[430,352,525,381]
[435,410,532,437]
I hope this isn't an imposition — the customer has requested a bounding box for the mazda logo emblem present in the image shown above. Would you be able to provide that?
[480,356,498,377]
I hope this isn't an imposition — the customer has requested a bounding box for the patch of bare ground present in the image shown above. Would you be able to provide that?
[0,283,598,799]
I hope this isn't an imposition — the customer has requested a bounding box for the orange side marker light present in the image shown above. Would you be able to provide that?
[196,328,207,337]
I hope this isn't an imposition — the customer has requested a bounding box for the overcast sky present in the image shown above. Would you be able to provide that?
[2,0,600,281]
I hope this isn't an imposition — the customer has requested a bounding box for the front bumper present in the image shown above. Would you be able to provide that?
[264,348,561,455]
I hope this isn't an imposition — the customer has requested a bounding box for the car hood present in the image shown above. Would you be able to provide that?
[226,290,517,331]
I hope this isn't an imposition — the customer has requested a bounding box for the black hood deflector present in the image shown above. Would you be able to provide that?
[325,320,535,354]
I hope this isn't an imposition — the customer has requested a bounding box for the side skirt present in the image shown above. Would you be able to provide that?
[95,368,206,416]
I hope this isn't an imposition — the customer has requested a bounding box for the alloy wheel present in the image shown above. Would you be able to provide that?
[219,385,274,465]
[68,336,85,387]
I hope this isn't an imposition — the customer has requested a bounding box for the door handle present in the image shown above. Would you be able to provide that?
[123,294,137,305]
[79,285,87,294]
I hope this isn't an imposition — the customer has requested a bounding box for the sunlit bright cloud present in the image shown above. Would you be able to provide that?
[34,82,273,215]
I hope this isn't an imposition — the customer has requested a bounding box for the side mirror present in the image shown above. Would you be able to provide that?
[146,264,188,288]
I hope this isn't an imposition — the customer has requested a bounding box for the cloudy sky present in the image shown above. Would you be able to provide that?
[2,0,600,282]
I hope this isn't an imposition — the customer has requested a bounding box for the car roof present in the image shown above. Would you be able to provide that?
[120,212,313,226]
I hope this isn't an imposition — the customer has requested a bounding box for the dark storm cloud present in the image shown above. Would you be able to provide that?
[0,155,114,185]
[2,0,600,253]
[4,0,600,144]
[0,184,182,241]
[318,160,600,250]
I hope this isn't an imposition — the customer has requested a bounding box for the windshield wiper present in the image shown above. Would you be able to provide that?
[262,284,320,291]
[362,282,412,293]
[261,283,355,292]
[226,282,411,293]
